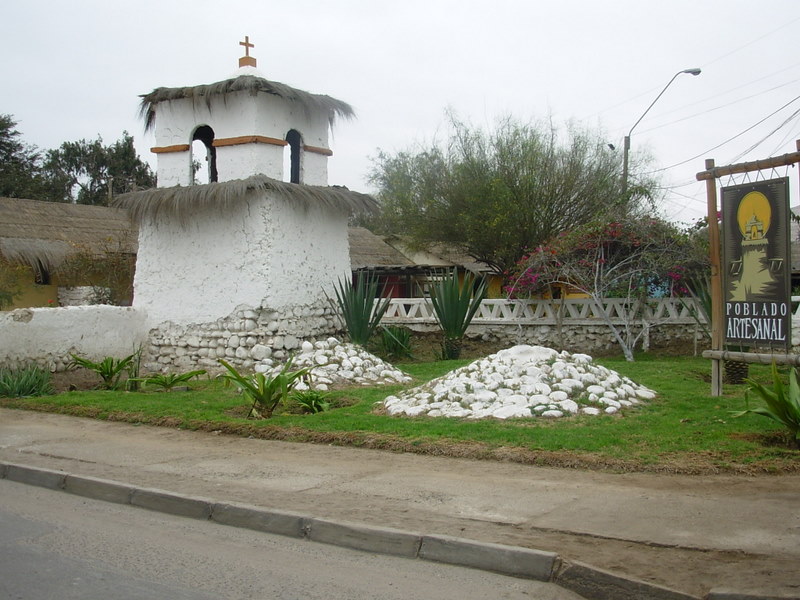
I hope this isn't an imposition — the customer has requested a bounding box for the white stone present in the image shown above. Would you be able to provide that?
[541,410,564,418]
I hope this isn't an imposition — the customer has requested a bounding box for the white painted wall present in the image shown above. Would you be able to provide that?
[0,306,149,370]
[132,191,351,327]
[153,84,331,187]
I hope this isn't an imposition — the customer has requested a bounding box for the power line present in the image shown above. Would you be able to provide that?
[643,94,800,174]
[636,77,800,136]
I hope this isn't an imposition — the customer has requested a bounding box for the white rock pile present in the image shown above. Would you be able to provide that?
[256,337,412,391]
[383,345,656,419]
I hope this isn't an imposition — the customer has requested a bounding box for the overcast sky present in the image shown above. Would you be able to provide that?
[2,0,798,224]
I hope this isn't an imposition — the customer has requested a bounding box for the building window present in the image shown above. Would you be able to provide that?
[192,125,218,184]
[285,129,302,184]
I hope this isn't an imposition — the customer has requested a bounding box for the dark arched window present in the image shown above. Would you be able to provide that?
[285,129,302,184]
[192,125,218,184]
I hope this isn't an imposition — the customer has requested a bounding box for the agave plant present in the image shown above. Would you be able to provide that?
[429,269,488,360]
[734,362,800,448]
[0,365,54,398]
[68,353,135,390]
[330,272,391,346]
[139,370,207,392]
[216,358,312,418]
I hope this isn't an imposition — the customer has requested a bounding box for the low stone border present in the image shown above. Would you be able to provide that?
[1,461,791,600]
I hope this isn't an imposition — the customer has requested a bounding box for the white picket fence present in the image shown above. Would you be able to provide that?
[381,297,703,326]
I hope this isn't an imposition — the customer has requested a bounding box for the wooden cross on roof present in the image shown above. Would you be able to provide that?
[239,36,257,68]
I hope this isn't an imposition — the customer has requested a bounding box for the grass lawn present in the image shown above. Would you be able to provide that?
[2,354,798,474]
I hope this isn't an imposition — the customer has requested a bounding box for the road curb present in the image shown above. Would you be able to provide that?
[555,561,697,600]
[1,460,794,600]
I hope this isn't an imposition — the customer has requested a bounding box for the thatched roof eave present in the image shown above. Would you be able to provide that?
[139,75,355,132]
[115,175,377,225]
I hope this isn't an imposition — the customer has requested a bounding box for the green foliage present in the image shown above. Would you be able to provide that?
[2,356,795,472]
[365,113,658,274]
[735,363,800,448]
[0,114,50,199]
[0,115,153,205]
[505,218,708,361]
[68,353,134,390]
[378,326,413,360]
[43,132,155,205]
[331,273,391,346]
[0,257,27,310]
[216,358,312,419]
[138,370,207,392]
[291,389,330,414]
[429,270,488,359]
[0,365,54,397]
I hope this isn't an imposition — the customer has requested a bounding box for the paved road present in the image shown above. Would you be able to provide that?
[0,479,582,600]
[2,408,799,597]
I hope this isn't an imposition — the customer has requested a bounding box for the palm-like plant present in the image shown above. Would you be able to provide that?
[734,362,800,448]
[429,269,488,359]
[69,353,134,390]
[139,370,207,392]
[330,273,391,346]
[216,359,312,418]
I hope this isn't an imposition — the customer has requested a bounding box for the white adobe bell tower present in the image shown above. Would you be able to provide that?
[144,36,352,188]
[117,39,374,372]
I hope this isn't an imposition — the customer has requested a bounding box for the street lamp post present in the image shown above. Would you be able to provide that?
[622,68,701,195]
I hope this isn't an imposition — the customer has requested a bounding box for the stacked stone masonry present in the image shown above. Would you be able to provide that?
[144,301,342,373]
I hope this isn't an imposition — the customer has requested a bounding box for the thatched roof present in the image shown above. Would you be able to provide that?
[0,197,137,271]
[139,75,355,132]
[115,174,377,225]
[348,227,414,270]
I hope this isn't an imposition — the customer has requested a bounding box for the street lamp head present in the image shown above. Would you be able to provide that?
[682,68,702,76]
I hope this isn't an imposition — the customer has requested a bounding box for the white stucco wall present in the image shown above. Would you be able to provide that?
[132,191,351,327]
[0,306,149,370]
[153,87,331,187]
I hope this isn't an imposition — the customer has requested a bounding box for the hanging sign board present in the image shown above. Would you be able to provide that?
[721,177,791,349]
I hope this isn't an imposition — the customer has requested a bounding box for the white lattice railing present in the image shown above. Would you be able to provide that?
[381,297,704,325]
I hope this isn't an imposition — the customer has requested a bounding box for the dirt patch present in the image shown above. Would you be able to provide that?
[51,368,103,393]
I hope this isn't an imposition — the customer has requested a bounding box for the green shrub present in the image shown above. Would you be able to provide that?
[330,273,391,346]
[291,389,330,414]
[429,270,487,359]
[378,326,413,360]
[0,365,54,397]
[216,358,312,419]
[138,370,207,392]
[68,353,135,390]
[734,362,800,448]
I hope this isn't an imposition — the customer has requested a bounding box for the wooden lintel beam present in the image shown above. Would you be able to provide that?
[213,135,288,148]
[151,144,190,154]
[303,144,333,157]
[696,141,800,181]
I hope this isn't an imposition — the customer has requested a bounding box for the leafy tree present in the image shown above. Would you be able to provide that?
[505,217,707,361]
[0,257,28,310]
[0,114,48,199]
[43,132,155,205]
[365,114,658,274]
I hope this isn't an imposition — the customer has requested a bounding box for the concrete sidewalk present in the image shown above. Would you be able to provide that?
[1,408,798,599]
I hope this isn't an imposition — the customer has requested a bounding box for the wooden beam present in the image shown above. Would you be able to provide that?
[696,141,800,181]
[702,350,800,366]
[212,135,288,148]
[150,144,190,154]
[705,158,724,396]
[303,144,333,157]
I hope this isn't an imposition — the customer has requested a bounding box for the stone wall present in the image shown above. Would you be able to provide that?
[143,300,341,373]
[402,322,705,357]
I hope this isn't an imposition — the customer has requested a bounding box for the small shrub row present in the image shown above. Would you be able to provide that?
[0,366,54,398]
